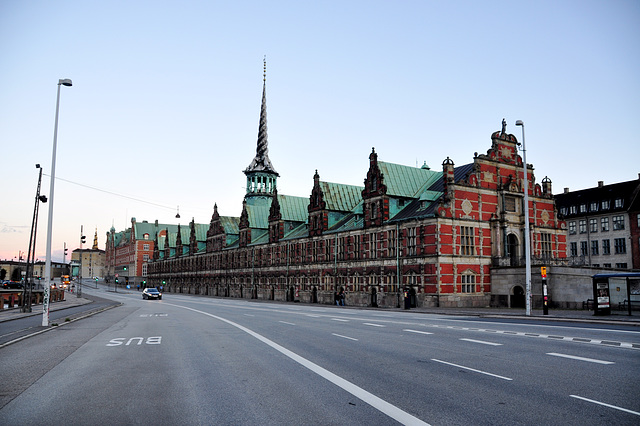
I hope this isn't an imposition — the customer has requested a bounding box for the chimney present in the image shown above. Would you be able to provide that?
[564,187,570,194]
[598,181,604,187]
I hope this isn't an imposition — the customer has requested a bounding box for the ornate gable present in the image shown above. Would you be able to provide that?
[239,201,251,247]
[268,189,284,243]
[189,219,197,255]
[308,170,328,236]
[362,148,389,228]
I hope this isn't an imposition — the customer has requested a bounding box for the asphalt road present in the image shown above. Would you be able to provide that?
[1,287,639,425]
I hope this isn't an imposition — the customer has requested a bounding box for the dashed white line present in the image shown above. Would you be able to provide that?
[404,329,434,335]
[571,395,640,416]
[279,321,296,326]
[332,333,359,341]
[460,338,503,346]
[363,323,385,327]
[331,318,349,322]
[431,359,512,381]
[167,303,428,425]
[547,353,614,365]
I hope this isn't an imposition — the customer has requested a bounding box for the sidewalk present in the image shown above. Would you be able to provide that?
[2,292,638,326]
[0,294,92,323]
[397,305,640,326]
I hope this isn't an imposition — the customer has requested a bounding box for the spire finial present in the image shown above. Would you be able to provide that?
[263,55,266,82]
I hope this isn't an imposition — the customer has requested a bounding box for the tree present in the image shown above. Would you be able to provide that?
[0,268,6,280]
[11,268,22,282]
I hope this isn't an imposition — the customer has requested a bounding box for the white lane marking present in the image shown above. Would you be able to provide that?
[306,314,321,318]
[279,321,296,326]
[363,323,385,327]
[571,395,640,416]
[243,314,255,317]
[331,318,349,322]
[166,303,427,425]
[332,333,359,341]
[547,353,614,365]
[404,329,434,335]
[431,359,512,381]
[460,338,503,346]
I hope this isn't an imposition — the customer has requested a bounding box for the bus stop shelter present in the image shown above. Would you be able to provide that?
[592,272,640,316]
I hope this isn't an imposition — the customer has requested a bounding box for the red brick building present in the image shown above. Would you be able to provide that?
[145,75,566,308]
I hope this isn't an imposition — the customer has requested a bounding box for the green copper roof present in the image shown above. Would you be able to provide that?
[246,194,308,229]
[320,181,363,212]
[378,161,442,198]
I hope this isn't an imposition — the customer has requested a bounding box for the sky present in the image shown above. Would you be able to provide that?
[1,0,639,264]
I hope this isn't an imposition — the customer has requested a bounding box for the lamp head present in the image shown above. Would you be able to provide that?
[515,120,524,126]
[58,79,73,87]
[36,163,41,169]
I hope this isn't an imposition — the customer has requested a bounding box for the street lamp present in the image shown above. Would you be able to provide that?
[515,120,532,316]
[43,78,72,326]
[22,164,47,313]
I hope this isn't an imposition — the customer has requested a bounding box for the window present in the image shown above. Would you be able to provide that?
[142,263,148,276]
[569,205,577,214]
[461,273,476,293]
[560,207,568,216]
[540,233,552,258]
[143,244,150,251]
[370,232,377,259]
[407,228,417,256]
[569,221,576,235]
[591,240,599,255]
[580,204,587,213]
[143,233,149,240]
[143,254,149,261]
[614,198,624,208]
[460,226,474,255]
[505,196,516,212]
[637,214,640,227]
[579,220,587,234]
[580,241,588,256]
[604,263,611,268]
[613,215,625,230]
[601,217,609,232]
[616,263,628,269]
[590,202,598,212]
[614,238,626,254]
[570,242,578,257]
[589,218,598,233]
[601,200,610,210]
[602,239,610,255]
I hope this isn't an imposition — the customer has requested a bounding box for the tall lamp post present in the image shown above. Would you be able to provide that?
[22,164,48,313]
[43,78,72,326]
[515,120,532,316]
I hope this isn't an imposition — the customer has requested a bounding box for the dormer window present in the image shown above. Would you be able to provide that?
[590,202,598,212]
[614,198,624,208]
[144,233,149,240]
[569,205,577,214]
[601,200,610,210]
[579,204,587,213]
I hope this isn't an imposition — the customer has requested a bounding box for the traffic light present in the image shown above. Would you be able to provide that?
[64,248,68,255]
[115,277,119,283]
[81,235,86,244]
[123,266,127,271]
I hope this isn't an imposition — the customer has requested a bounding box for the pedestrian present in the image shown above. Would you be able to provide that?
[334,291,339,306]
[339,289,345,306]
[137,284,140,291]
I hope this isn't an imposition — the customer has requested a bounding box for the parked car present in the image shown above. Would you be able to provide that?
[2,281,23,289]
[142,287,162,300]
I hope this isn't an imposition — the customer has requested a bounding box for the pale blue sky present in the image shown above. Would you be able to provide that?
[1,0,638,262]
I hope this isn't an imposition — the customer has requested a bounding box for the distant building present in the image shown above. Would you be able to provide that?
[0,259,68,283]
[71,229,106,279]
[105,219,205,287]
[142,69,566,308]
[555,176,640,270]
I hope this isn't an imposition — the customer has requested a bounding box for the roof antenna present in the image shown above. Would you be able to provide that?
[175,205,181,219]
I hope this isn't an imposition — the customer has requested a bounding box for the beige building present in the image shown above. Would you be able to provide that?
[71,230,106,279]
